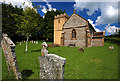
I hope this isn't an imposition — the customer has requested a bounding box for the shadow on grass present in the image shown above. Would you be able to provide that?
[21,69,34,80]
[31,49,41,53]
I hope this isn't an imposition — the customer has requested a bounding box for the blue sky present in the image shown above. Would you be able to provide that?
[32,1,119,36]
[1,0,119,36]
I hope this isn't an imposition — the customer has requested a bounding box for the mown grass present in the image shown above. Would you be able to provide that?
[2,42,118,79]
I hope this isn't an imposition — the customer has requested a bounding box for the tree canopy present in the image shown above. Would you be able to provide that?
[2,3,65,42]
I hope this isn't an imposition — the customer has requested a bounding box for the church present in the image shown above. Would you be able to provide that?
[54,10,105,47]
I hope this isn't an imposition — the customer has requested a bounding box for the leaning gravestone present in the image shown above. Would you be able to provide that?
[1,33,21,79]
[78,47,84,52]
[39,42,66,80]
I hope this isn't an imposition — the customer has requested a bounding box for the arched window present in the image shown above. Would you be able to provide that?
[72,29,76,40]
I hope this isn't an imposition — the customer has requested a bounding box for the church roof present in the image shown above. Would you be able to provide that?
[88,23,96,32]
[93,32,103,37]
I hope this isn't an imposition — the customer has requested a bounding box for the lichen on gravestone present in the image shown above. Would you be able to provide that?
[39,54,66,80]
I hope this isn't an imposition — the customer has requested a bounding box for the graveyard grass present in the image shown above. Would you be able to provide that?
[2,41,119,79]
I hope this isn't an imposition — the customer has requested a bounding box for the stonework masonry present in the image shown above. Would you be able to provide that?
[39,54,66,80]
[63,27,87,47]
[54,13,69,45]
[92,38,104,46]
[1,34,21,79]
[54,10,105,47]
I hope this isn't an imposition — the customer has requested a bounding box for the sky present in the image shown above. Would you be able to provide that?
[1,0,120,36]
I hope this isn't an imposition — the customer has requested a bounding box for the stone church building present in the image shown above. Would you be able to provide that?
[54,10,105,47]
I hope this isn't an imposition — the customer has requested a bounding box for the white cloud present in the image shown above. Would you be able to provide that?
[41,0,48,3]
[40,0,56,14]
[74,1,118,25]
[95,28,101,32]
[95,5,118,25]
[88,19,101,32]
[105,24,120,34]
[1,0,33,9]
[41,6,47,13]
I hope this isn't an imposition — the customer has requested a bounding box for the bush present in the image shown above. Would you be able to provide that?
[105,37,120,45]
[48,43,60,47]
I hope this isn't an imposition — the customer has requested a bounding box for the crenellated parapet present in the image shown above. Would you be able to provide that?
[54,13,69,19]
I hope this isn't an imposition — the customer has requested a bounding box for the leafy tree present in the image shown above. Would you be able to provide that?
[2,3,23,42]
[43,10,65,42]
[2,3,66,43]
[30,12,45,40]
[13,7,40,52]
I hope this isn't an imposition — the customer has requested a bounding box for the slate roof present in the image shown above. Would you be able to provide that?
[93,32,104,37]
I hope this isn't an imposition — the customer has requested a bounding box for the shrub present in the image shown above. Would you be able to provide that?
[48,43,60,47]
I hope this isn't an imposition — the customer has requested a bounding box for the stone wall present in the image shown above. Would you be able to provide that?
[1,34,21,79]
[39,54,66,80]
[92,38,104,46]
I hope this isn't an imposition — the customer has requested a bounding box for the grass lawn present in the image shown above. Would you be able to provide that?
[2,42,118,79]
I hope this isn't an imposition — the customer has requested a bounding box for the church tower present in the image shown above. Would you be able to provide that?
[54,13,69,45]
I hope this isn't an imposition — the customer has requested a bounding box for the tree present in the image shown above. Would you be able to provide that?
[43,10,65,42]
[2,3,23,42]
[13,7,40,52]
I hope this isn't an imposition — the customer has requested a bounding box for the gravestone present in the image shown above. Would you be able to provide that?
[19,42,21,45]
[1,33,21,79]
[36,41,38,44]
[109,46,114,50]
[78,47,84,52]
[39,54,66,80]
[39,42,66,80]
[31,40,33,44]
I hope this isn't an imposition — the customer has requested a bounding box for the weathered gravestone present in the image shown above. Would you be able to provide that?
[109,46,114,50]
[39,42,66,80]
[78,47,84,52]
[39,54,66,80]
[19,42,21,45]
[1,33,21,79]
[36,41,38,44]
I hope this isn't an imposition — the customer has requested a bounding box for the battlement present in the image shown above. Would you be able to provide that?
[54,13,69,19]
